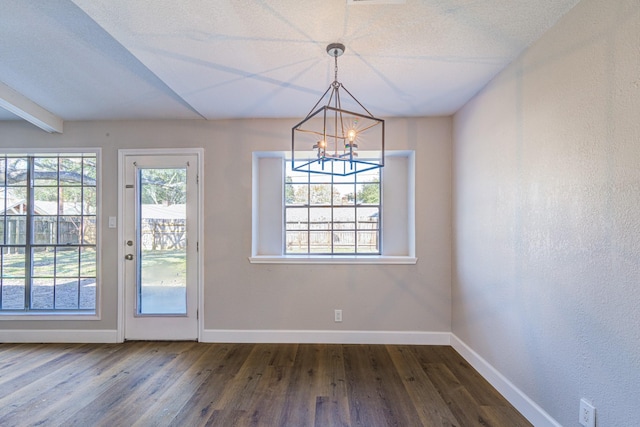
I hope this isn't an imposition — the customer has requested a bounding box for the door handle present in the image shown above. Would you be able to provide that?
[125,254,134,260]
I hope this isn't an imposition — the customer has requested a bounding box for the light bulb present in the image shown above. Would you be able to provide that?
[347,129,356,142]
[313,140,326,149]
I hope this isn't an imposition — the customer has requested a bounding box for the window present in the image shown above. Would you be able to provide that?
[0,153,98,314]
[251,151,416,264]
[285,161,380,254]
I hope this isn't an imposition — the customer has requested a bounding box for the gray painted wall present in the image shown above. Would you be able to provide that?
[453,0,640,425]
[0,116,452,333]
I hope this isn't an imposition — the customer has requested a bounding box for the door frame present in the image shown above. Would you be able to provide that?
[117,148,204,342]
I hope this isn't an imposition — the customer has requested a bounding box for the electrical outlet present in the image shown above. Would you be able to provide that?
[579,398,595,427]
[334,309,342,322]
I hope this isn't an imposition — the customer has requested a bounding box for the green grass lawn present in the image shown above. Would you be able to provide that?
[141,249,186,286]
[2,247,96,278]
[2,248,184,285]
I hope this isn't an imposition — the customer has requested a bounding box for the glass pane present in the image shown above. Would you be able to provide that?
[285,208,308,230]
[33,247,55,277]
[6,157,28,186]
[31,278,54,309]
[55,279,79,309]
[33,187,58,214]
[333,231,355,253]
[2,278,25,309]
[5,188,27,213]
[309,184,331,205]
[285,183,308,205]
[357,207,379,229]
[79,278,96,309]
[309,208,331,229]
[80,247,96,277]
[138,168,187,315]
[33,157,59,186]
[333,184,355,206]
[286,231,308,253]
[83,217,96,244]
[2,248,25,277]
[58,216,81,244]
[59,158,83,186]
[0,218,4,245]
[357,231,379,253]
[33,216,57,244]
[56,247,79,277]
[5,216,26,244]
[83,157,96,185]
[309,173,331,184]
[333,208,355,230]
[0,157,5,185]
[83,187,96,215]
[309,231,331,253]
[356,182,380,205]
[60,187,82,214]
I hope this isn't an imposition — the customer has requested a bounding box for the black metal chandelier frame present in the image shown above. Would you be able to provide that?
[291,43,385,176]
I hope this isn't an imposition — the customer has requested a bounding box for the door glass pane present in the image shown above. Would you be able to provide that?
[137,168,187,315]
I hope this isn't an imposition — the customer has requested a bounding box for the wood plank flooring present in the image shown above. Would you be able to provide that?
[0,342,532,426]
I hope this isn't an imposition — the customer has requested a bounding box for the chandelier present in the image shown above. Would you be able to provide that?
[291,43,384,176]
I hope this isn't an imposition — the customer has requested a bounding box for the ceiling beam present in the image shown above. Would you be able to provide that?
[0,81,63,133]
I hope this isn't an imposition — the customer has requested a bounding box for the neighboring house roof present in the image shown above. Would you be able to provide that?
[141,204,185,220]
[285,206,378,222]
[2,199,82,216]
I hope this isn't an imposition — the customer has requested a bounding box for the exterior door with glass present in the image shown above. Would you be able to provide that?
[122,152,199,340]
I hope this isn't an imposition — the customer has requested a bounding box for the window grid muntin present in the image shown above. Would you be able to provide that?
[0,154,97,312]
[285,160,380,255]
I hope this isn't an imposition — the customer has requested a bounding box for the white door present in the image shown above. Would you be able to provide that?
[122,153,199,340]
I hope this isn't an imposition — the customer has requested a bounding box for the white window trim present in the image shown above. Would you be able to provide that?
[249,151,416,265]
[0,148,102,320]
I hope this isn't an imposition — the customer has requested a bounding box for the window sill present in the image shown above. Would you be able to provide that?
[249,255,417,265]
[0,312,98,321]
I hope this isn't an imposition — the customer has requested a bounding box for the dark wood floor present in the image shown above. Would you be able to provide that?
[0,342,531,426]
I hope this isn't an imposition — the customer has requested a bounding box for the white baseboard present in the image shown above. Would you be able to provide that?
[0,329,118,343]
[201,329,451,345]
[450,334,561,427]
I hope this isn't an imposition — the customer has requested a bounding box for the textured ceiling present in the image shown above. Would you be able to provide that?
[0,0,581,128]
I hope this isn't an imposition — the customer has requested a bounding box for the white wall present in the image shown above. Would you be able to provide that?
[0,116,452,339]
[452,0,640,425]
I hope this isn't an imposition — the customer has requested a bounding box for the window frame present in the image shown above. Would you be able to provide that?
[0,148,101,319]
[250,151,416,265]
[285,160,382,255]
